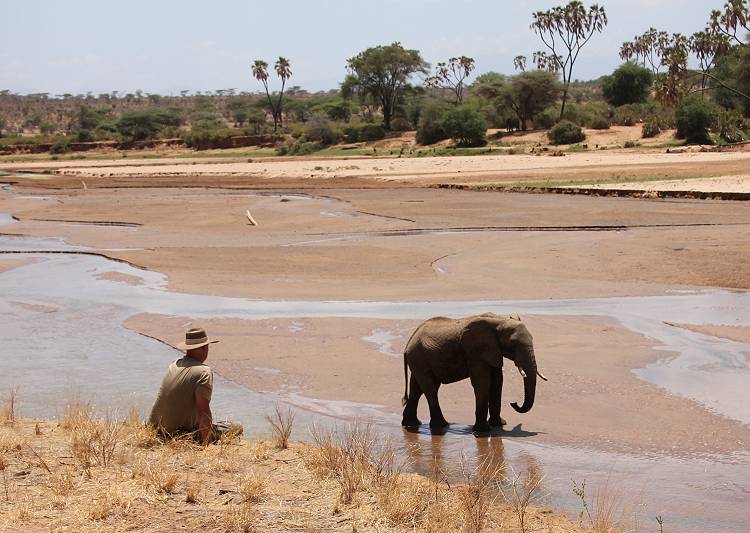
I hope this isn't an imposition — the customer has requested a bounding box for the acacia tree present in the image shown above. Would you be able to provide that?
[530,1,607,120]
[251,57,292,132]
[425,56,475,104]
[345,42,429,130]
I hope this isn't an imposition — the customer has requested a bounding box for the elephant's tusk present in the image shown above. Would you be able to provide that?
[537,370,549,382]
[517,367,527,378]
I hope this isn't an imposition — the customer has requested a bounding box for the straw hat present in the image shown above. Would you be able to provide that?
[177,327,219,351]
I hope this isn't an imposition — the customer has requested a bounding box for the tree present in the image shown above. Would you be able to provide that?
[473,71,560,131]
[619,28,670,75]
[116,109,182,141]
[252,57,292,132]
[602,62,654,106]
[345,42,429,130]
[0,115,5,137]
[710,0,749,47]
[425,56,475,104]
[530,1,608,120]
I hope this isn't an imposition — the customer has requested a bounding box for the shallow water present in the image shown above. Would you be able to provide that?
[1,236,749,531]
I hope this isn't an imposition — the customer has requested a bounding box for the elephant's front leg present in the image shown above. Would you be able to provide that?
[469,369,491,433]
[488,368,507,427]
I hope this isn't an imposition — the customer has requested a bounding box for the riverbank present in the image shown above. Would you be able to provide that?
[0,415,594,532]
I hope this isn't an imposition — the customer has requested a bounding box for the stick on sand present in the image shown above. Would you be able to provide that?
[246,210,258,226]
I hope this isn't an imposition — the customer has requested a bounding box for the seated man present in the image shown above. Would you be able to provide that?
[149,327,242,445]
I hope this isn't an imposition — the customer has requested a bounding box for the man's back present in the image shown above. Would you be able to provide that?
[149,356,213,434]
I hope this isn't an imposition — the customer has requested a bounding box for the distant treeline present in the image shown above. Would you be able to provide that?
[0,0,748,153]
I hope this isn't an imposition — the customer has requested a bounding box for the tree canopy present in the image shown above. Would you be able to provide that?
[602,62,654,106]
[344,43,429,130]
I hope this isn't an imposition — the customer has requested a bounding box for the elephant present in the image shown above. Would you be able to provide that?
[401,313,547,433]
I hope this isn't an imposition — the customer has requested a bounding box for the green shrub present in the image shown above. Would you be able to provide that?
[116,108,183,141]
[49,138,71,154]
[717,110,749,143]
[548,120,586,145]
[76,129,94,142]
[303,115,342,146]
[624,140,641,148]
[602,62,654,106]
[275,139,321,156]
[343,123,387,143]
[535,107,558,129]
[439,106,487,147]
[415,100,451,145]
[676,95,719,144]
[389,117,412,132]
[641,117,662,138]
[590,117,610,130]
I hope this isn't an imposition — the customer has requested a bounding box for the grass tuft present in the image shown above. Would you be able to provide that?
[265,405,294,449]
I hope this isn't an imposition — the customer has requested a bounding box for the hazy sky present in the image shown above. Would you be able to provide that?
[2,0,723,96]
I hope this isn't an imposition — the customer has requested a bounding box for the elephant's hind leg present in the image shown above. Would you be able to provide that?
[401,374,423,427]
[418,374,449,429]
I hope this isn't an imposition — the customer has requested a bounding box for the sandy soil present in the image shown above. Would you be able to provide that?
[2,147,750,196]
[574,174,750,193]
[126,313,750,457]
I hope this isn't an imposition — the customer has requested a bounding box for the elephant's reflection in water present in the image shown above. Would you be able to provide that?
[400,429,509,485]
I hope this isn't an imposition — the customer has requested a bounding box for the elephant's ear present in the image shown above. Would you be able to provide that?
[460,317,501,368]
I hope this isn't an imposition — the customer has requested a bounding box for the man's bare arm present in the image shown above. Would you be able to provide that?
[195,394,213,445]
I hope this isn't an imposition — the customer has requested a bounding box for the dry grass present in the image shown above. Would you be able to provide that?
[239,474,265,503]
[0,415,590,532]
[501,462,545,533]
[0,388,19,426]
[223,502,256,532]
[574,473,641,533]
[264,404,294,449]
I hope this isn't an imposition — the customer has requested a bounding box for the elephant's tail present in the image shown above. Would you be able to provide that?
[402,353,409,407]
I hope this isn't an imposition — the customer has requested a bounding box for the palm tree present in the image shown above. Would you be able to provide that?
[274,57,292,130]
[252,60,276,131]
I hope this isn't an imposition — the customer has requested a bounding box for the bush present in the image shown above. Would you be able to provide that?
[76,129,94,142]
[624,140,641,148]
[717,110,749,143]
[548,120,586,145]
[641,117,662,138]
[343,123,386,143]
[439,106,487,147]
[275,139,321,156]
[49,138,71,154]
[602,62,654,106]
[675,95,719,144]
[590,117,610,130]
[415,100,451,145]
[116,109,183,141]
[389,117,412,132]
[535,107,558,129]
[303,115,342,146]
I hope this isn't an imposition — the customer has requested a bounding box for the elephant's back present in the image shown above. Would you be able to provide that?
[405,317,461,354]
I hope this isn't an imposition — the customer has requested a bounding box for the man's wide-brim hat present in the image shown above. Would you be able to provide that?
[177,327,219,351]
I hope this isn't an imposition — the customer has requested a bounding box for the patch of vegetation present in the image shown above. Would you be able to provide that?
[548,120,586,145]
[675,95,719,144]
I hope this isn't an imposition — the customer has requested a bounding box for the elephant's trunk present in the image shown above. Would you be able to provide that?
[510,350,537,413]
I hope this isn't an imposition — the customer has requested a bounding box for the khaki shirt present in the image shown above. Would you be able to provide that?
[149,356,213,434]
